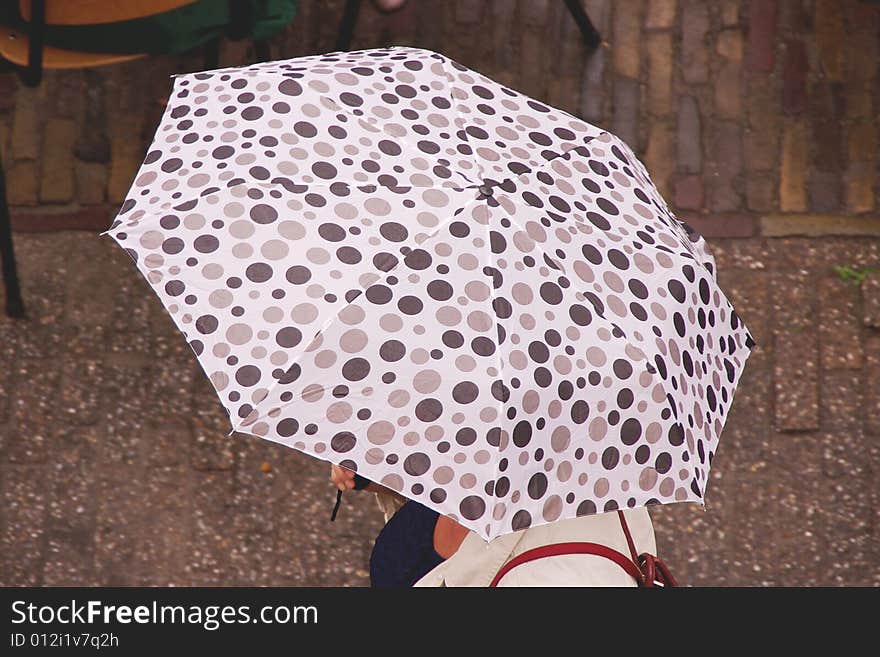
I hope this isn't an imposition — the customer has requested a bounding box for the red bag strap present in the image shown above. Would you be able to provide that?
[489,510,678,587]
[489,541,646,587]
[617,510,640,563]
[617,510,678,587]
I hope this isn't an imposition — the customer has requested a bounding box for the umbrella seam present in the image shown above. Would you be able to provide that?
[100,228,240,433]
[439,52,508,539]
[234,196,483,435]
[576,133,735,469]
[437,53,611,196]
[485,199,506,541]
[111,55,608,235]
[104,180,480,440]
[105,178,476,235]
[599,133,714,277]
[436,43,621,189]
[491,188,693,489]
[494,146,740,496]
[112,56,491,230]
[437,52,485,183]
[510,132,606,189]
[311,86,478,189]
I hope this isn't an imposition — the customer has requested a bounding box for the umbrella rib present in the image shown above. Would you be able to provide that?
[510,131,606,186]
[104,176,473,238]
[311,88,480,189]
[496,194,693,477]
[485,205,506,541]
[234,196,483,435]
[273,57,482,191]
[437,50,608,190]
[499,171,744,468]
[145,64,481,222]
[497,192,653,362]
[437,53,485,184]
[587,133,715,278]
[509,129,718,282]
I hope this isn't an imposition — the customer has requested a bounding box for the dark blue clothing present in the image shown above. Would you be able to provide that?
[369,501,445,588]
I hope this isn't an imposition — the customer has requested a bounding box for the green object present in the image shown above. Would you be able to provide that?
[833,264,876,285]
[8,0,298,55]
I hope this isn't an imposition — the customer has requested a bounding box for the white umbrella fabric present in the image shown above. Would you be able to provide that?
[102,47,756,541]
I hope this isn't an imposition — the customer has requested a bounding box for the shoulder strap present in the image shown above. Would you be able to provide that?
[489,541,646,587]
[489,510,673,587]
[618,509,679,587]
[617,510,640,563]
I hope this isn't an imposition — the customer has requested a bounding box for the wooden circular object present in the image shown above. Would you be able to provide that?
[0,25,144,69]
[18,0,200,26]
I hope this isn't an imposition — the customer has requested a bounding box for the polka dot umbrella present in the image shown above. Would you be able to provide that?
[102,46,757,541]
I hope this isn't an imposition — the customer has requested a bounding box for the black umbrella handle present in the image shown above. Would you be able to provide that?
[330,473,371,521]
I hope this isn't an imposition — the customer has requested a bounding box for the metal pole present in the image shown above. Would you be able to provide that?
[0,149,26,318]
[335,0,362,52]
[23,0,45,86]
[562,0,602,54]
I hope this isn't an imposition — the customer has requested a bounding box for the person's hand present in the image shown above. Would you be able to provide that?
[330,464,356,491]
[330,464,395,495]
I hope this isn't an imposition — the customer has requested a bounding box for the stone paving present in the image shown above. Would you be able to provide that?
[2,0,880,587]
[1,233,383,586]
[5,1,880,226]
[2,230,878,587]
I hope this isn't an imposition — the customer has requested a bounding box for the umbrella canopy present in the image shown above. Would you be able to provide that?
[102,46,756,541]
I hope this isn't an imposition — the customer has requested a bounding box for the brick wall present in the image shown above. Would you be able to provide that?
[1,0,878,236]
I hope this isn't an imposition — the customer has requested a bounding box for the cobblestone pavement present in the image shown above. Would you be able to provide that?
[1,230,878,586]
[2,0,879,588]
